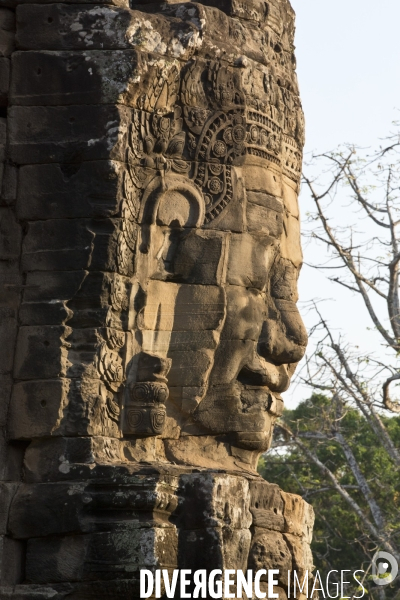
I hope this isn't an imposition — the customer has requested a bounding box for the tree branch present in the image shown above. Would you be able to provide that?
[334,395,386,530]
[276,421,400,562]
[382,373,400,414]
[303,174,398,348]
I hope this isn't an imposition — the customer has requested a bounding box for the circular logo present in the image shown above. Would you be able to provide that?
[208,177,223,195]
[372,551,398,586]
[213,140,227,157]
[209,163,223,176]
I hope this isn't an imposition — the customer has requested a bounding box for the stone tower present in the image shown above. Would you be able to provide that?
[0,0,314,597]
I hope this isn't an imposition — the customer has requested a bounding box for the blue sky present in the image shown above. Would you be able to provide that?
[283,0,400,406]
[291,0,400,151]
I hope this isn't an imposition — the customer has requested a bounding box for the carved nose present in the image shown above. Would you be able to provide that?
[238,349,291,393]
[257,300,308,366]
[236,298,307,393]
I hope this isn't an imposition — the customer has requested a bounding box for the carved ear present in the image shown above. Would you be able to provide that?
[140,174,205,229]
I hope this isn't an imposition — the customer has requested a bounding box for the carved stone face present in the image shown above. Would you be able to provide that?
[120,44,307,468]
[3,0,307,473]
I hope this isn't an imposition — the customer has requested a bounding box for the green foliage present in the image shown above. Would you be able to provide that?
[258,394,400,598]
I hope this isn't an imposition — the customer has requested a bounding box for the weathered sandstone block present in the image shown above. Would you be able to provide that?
[0,0,313,595]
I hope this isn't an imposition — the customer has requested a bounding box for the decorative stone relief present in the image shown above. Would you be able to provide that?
[0,0,314,596]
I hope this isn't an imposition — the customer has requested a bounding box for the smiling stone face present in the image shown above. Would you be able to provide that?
[115,0,307,471]
[0,0,315,590]
[4,0,305,472]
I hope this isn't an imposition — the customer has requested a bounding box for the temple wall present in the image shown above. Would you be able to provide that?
[0,0,313,596]
[0,3,27,587]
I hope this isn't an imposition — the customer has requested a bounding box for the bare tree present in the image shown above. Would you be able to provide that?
[268,129,400,584]
[302,130,400,415]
